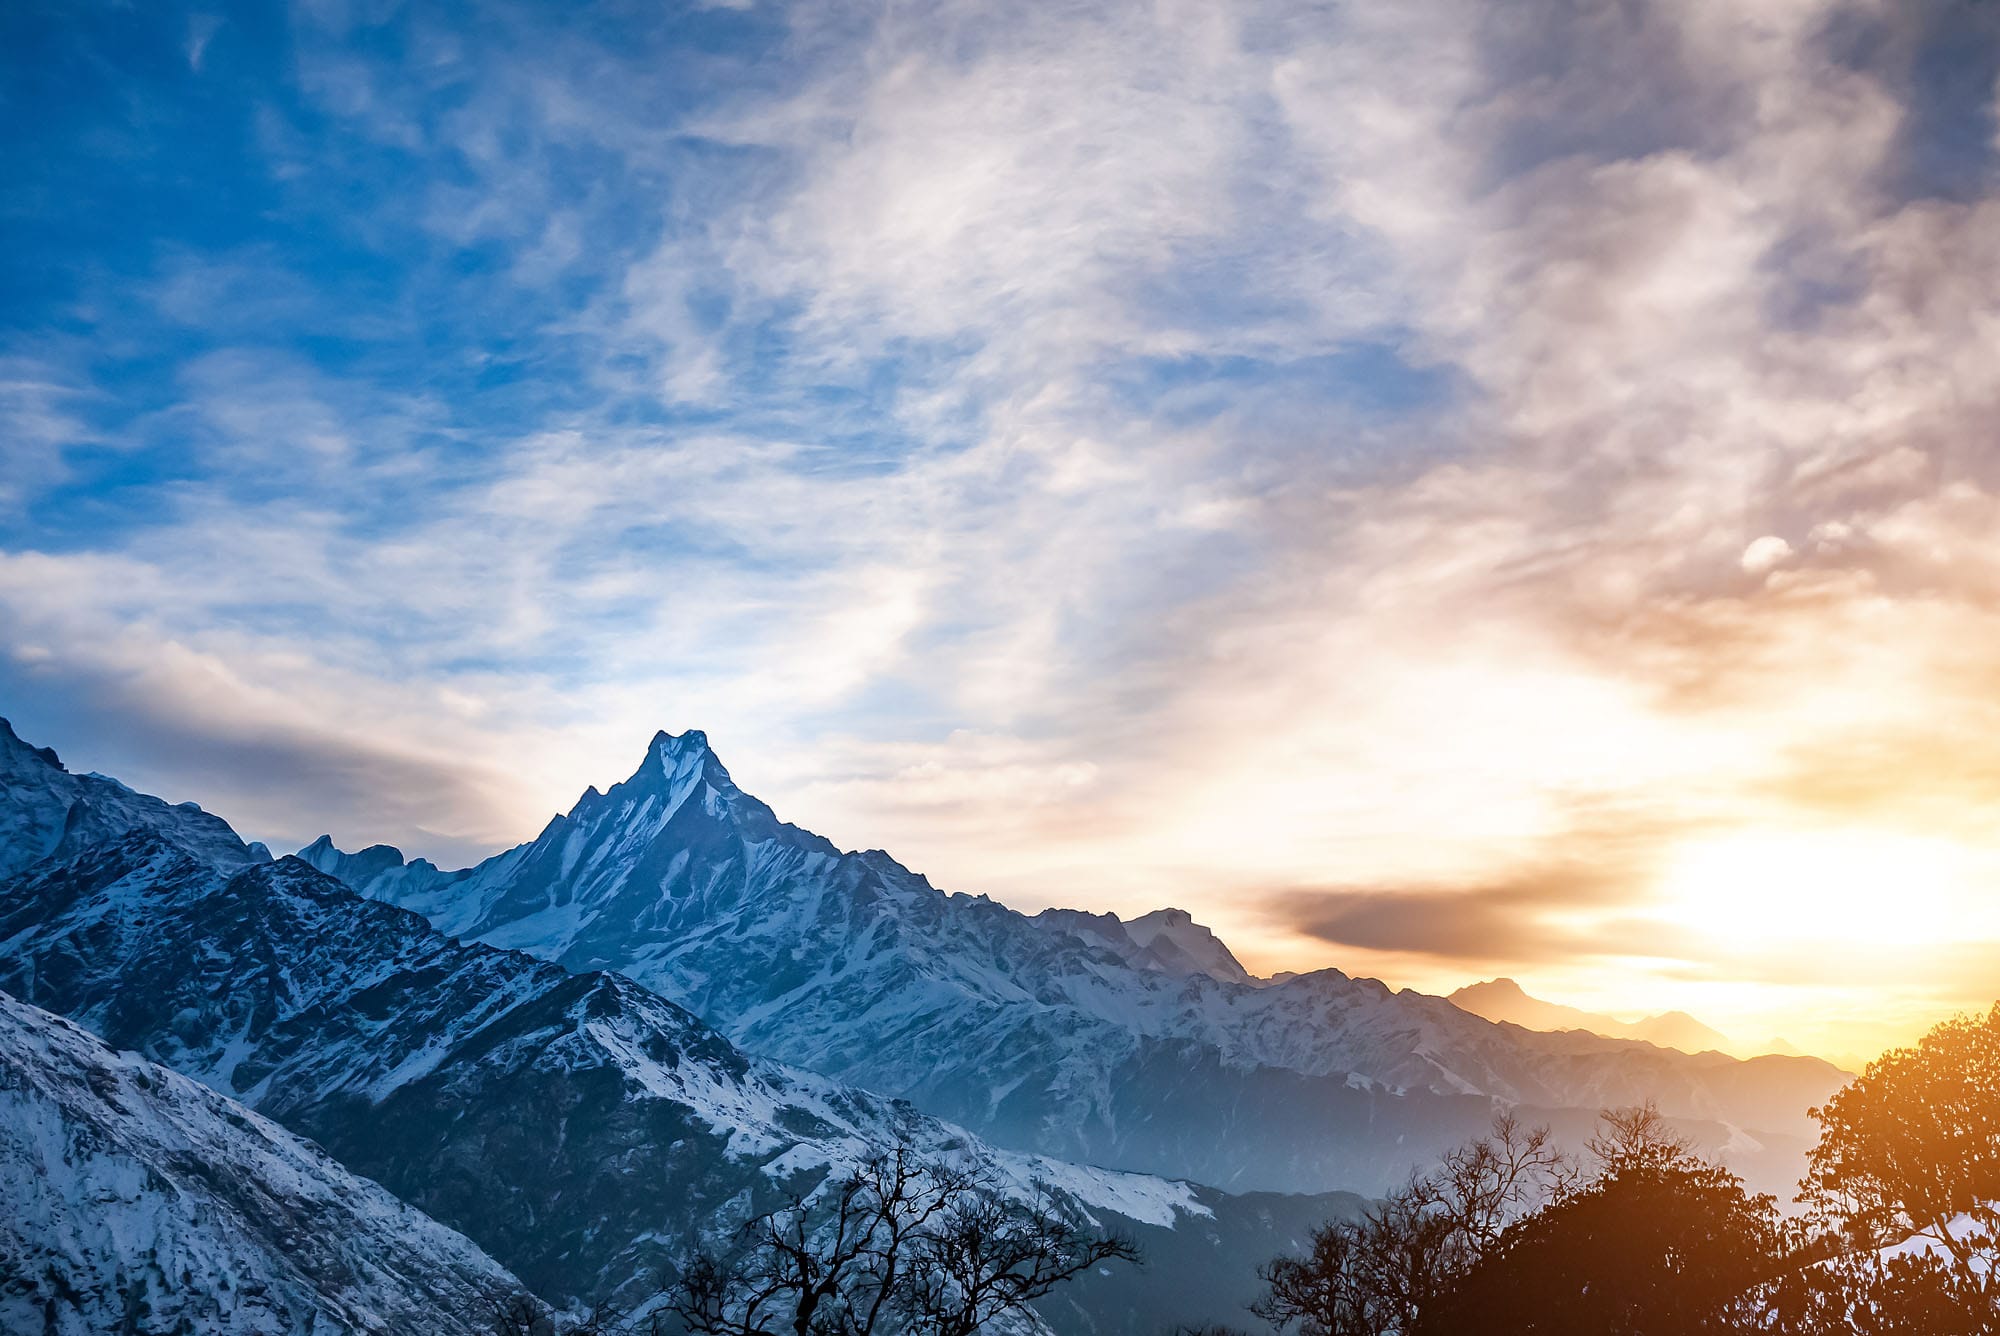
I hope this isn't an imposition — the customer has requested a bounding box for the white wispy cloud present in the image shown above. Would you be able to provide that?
[5,0,1999,1056]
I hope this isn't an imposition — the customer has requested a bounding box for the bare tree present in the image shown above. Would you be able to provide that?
[1250,1213,1388,1336]
[490,1294,554,1336]
[1252,1113,1574,1336]
[489,1293,621,1336]
[1433,1112,1579,1252]
[899,1189,1136,1336]
[659,1147,1136,1336]
[1586,1102,1692,1175]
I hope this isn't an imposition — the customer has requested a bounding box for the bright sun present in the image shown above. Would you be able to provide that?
[1655,829,1979,950]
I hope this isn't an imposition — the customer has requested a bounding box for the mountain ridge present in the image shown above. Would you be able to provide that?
[0,714,265,878]
[300,727,1849,1198]
[0,718,1345,1333]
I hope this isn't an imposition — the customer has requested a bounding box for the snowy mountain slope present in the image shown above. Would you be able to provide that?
[1034,905,1258,986]
[0,716,263,878]
[0,827,1215,1310]
[0,991,532,1336]
[303,729,1846,1194]
[0,728,1333,1333]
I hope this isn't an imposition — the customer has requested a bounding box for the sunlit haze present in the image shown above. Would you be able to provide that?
[5,0,1999,1066]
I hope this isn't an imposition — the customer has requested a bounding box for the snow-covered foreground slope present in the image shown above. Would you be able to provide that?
[305,729,1847,1195]
[0,992,531,1336]
[0,720,1335,1333]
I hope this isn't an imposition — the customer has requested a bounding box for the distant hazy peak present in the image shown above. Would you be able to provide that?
[1127,907,1196,933]
[1124,907,1256,985]
[1450,977,1738,1058]
[1452,977,1531,1005]
[296,832,457,903]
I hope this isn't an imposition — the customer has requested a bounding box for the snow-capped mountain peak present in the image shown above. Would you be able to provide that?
[1122,907,1257,986]
[295,833,449,892]
[645,726,732,796]
[1031,906,1257,986]
[652,726,713,758]
[0,717,1856,1331]
[301,725,1848,1199]
[0,759,1231,1320]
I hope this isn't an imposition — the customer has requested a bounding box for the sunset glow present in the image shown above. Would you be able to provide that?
[1655,830,1976,953]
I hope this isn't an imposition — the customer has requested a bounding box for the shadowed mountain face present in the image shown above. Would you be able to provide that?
[0,718,1347,1334]
[0,715,266,878]
[302,729,1849,1197]
[0,992,528,1336]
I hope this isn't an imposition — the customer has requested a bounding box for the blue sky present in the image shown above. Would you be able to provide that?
[5,0,2000,1057]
